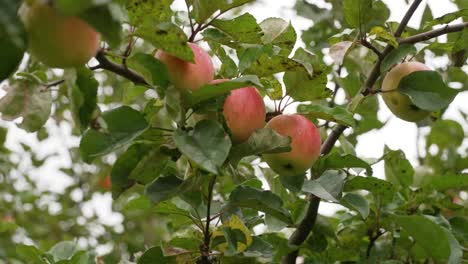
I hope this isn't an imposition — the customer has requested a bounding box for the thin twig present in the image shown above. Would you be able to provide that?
[200,174,217,264]
[399,22,468,44]
[359,39,383,59]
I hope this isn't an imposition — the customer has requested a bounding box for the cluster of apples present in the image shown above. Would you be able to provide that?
[156,43,322,177]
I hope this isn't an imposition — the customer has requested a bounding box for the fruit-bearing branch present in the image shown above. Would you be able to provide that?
[282,1,424,263]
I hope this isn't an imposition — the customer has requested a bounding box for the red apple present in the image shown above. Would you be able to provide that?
[155,43,214,91]
[19,2,100,68]
[263,114,321,176]
[381,62,431,122]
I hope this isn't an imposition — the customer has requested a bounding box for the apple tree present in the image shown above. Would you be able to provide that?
[1,0,468,263]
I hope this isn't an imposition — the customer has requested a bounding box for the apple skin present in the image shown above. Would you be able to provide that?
[263,114,321,176]
[155,43,214,91]
[381,62,431,122]
[219,81,266,143]
[19,2,100,68]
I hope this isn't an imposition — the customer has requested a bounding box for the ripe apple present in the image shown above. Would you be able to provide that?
[155,43,214,91]
[381,62,431,122]
[218,80,266,143]
[19,2,100,68]
[262,114,321,176]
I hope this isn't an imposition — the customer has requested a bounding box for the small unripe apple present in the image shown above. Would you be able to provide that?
[381,62,431,122]
[155,43,214,91]
[19,2,100,68]
[217,79,266,143]
[263,114,321,176]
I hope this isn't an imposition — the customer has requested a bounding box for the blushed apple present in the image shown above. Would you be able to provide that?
[263,114,321,176]
[381,62,431,122]
[155,43,214,91]
[19,2,100,68]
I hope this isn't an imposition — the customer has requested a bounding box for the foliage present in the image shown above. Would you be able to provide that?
[0,0,467,263]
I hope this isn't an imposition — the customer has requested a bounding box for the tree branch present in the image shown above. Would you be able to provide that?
[399,22,468,44]
[283,2,425,263]
[91,50,149,86]
[360,39,383,59]
[200,174,217,264]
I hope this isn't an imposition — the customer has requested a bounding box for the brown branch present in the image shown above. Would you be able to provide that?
[399,22,468,44]
[283,2,425,263]
[360,39,383,59]
[200,174,217,264]
[90,50,148,86]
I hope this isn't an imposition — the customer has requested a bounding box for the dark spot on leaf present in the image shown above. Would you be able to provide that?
[391,98,399,105]
[409,104,420,111]
[283,163,293,170]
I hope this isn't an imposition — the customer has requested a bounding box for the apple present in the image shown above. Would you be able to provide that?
[155,43,214,91]
[263,114,321,176]
[19,2,100,68]
[100,176,111,190]
[381,62,431,122]
[217,80,266,143]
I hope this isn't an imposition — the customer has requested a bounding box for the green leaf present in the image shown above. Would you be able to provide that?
[145,174,184,205]
[393,215,452,262]
[229,128,291,165]
[138,246,176,264]
[244,236,273,258]
[127,53,170,88]
[228,185,292,224]
[279,174,305,193]
[341,193,369,219]
[174,120,231,174]
[259,17,296,55]
[344,176,395,204]
[297,104,356,127]
[80,106,149,162]
[302,171,346,202]
[0,80,52,132]
[16,244,47,264]
[423,9,468,30]
[186,75,261,107]
[398,71,458,112]
[79,4,122,47]
[370,26,398,47]
[259,76,283,100]
[211,13,263,44]
[421,174,468,191]
[129,149,175,184]
[69,67,98,131]
[191,0,254,24]
[343,0,372,29]
[314,152,372,176]
[0,0,26,82]
[127,0,173,25]
[380,44,417,73]
[48,241,77,261]
[427,119,464,149]
[135,22,194,62]
[284,70,330,101]
[384,146,414,187]
[239,45,302,76]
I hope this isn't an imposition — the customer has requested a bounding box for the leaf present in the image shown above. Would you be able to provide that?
[135,22,194,62]
[145,174,184,205]
[244,236,273,258]
[297,104,356,127]
[259,17,296,55]
[380,44,417,73]
[279,174,305,193]
[69,67,98,131]
[212,215,253,255]
[0,80,52,132]
[398,71,458,112]
[0,0,26,82]
[421,174,468,191]
[127,53,170,88]
[423,9,468,30]
[384,146,414,187]
[78,4,122,47]
[341,193,369,219]
[173,120,231,174]
[127,0,173,25]
[80,106,149,162]
[369,26,398,47]
[186,75,261,107]
[16,244,47,264]
[343,0,372,29]
[329,41,354,65]
[228,128,291,165]
[427,119,464,149]
[228,185,292,223]
[393,215,452,262]
[48,241,77,261]
[138,246,176,264]
[314,152,372,176]
[191,0,254,24]
[239,45,302,76]
[344,176,395,204]
[284,70,331,101]
[211,13,263,44]
[302,171,346,202]
[259,76,283,100]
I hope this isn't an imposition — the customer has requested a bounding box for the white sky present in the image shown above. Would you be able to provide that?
[1,0,467,252]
